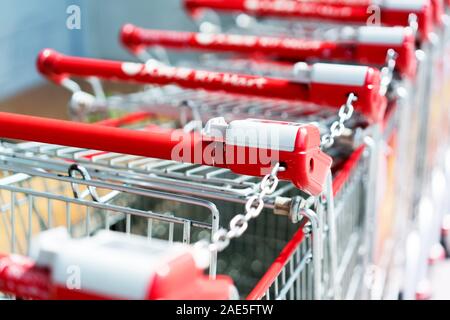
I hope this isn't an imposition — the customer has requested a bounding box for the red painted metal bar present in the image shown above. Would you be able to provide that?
[120,25,416,78]
[246,220,307,300]
[0,112,332,195]
[184,0,434,40]
[37,49,387,122]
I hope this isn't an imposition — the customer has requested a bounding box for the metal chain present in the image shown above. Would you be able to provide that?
[380,49,398,96]
[408,13,419,36]
[196,163,282,253]
[321,93,357,149]
[321,50,396,149]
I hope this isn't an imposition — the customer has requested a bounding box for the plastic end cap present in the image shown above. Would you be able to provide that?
[37,48,64,83]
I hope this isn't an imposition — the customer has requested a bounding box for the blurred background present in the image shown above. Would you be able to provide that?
[2,0,450,300]
[0,0,193,114]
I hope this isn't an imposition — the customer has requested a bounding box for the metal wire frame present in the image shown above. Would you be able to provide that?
[131,7,357,65]
[17,58,378,297]
[229,16,367,39]
[33,50,389,298]
[247,144,371,300]
[0,138,303,295]
[0,120,374,299]
[166,8,370,56]
[398,22,450,299]
[132,9,405,75]
[199,15,444,299]
[0,141,293,204]
[21,17,382,298]
[68,84,368,155]
[0,76,369,231]
[0,154,221,273]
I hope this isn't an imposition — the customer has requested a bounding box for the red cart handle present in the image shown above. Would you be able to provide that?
[0,112,332,195]
[121,24,416,78]
[37,49,386,122]
[296,0,442,25]
[431,0,444,25]
[0,229,236,300]
[184,0,434,40]
[0,254,52,300]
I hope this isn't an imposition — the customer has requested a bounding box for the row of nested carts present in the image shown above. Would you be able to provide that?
[0,0,449,300]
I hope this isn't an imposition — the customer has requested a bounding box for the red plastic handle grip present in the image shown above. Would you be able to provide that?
[37,49,386,122]
[431,0,444,24]
[37,48,309,99]
[185,0,368,20]
[121,24,339,56]
[0,252,235,300]
[0,111,204,162]
[0,112,330,195]
[120,25,416,78]
[353,30,417,79]
[284,0,372,4]
[0,254,51,300]
[184,0,434,40]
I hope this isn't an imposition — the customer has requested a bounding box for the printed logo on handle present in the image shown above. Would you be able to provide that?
[194,33,322,51]
[244,0,353,17]
[121,61,268,89]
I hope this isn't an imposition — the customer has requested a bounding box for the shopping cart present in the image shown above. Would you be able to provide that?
[177,0,449,299]
[0,109,373,300]
[35,0,448,298]
[0,228,237,299]
[120,24,416,79]
[13,43,390,299]
[37,49,386,122]
[117,24,425,300]
[183,0,435,41]
[35,23,418,304]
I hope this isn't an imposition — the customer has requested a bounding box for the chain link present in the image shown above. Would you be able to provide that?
[321,93,356,149]
[321,50,395,149]
[380,49,398,97]
[196,163,282,253]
